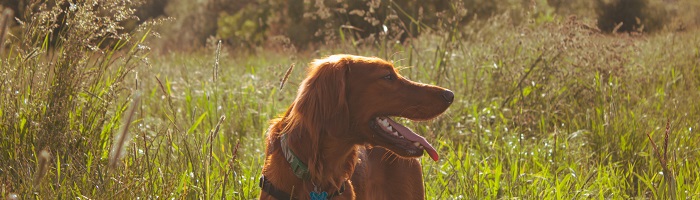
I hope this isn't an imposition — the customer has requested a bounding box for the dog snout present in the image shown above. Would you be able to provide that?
[441,89,454,104]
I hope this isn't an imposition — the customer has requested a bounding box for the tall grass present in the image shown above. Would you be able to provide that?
[1,0,150,198]
[2,0,700,199]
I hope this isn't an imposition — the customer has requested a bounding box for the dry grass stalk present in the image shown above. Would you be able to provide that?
[155,76,179,130]
[109,92,142,170]
[222,140,240,200]
[646,120,677,200]
[208,115,226,165]
[209,115,226,140]
[231,140,240,165]
[33,149,51,188]
[612,22,624,34]
[214,40,222,82]
[0,7,12,56]
[279,63,295,91]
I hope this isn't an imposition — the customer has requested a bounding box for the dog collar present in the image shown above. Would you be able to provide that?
[280,134,310,179]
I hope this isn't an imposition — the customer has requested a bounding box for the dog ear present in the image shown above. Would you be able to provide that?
[293,56,350,135]
[289,56,351,182]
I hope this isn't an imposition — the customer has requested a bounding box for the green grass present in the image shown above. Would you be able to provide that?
[2,2,700,199]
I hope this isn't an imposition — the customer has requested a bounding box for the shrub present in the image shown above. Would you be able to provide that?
[595,0,667,33]
[216,1,269,49]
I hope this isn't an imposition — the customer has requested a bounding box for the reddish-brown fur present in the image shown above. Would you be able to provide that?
[260,55,453,200]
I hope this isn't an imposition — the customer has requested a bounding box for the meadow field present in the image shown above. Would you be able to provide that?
[1,0,700,199]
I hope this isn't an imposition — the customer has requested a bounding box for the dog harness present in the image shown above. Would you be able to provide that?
[259,134,346,200]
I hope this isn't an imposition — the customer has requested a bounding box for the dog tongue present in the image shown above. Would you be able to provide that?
[386,118,439,161]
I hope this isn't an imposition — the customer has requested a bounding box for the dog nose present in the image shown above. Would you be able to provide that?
[441,90,454,103]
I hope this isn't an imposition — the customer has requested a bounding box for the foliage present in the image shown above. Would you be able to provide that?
[216,2,269,49]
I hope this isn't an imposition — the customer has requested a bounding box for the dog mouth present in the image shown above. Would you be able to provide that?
[370,116,439,161]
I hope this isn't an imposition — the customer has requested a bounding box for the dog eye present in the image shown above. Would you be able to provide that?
[382,74,394,80]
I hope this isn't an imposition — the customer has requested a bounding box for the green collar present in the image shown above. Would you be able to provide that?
[280,134,310,179]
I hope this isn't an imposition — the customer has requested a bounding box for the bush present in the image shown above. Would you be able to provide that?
[595,0,667,33]
[216,1,269,49]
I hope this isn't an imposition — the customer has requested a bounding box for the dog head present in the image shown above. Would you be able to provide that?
[290,54,453,161]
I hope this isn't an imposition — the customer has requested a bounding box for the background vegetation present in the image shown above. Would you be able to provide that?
[1,0,699,199]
